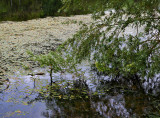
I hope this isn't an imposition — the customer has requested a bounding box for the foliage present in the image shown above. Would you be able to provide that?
[24,0,160,81]
[0,0,62,21]
[61,0,160,80]
[59,0,106,15]
[0,0,43,21]
[27,48,77,76]
[0,0,104,21]
[42,0,62,16]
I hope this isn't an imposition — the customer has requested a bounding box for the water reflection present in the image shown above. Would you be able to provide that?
[143,74,160,95]
[0,80,10,94]
[0,68,160,118]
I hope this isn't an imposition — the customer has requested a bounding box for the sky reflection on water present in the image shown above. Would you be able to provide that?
[0,67,160,118]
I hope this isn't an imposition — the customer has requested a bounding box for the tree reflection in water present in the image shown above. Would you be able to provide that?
[0,72,160,117]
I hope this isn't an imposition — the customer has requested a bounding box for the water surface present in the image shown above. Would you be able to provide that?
[0,66,160,118]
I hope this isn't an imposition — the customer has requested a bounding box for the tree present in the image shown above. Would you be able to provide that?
[33,0,160,84]
[42,0,62,16]
[60,0,160,81]
[59,0,106,15]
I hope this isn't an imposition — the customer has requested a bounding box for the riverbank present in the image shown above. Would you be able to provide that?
[0,15,92,78]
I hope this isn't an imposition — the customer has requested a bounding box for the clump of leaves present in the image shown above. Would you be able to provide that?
[59,0,106,15]
[62,0,160,81]
[27,47,77,78]
[28,0,160,86]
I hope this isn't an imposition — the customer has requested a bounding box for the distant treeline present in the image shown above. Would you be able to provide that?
[0,0,61,21]
[0,0,104,21]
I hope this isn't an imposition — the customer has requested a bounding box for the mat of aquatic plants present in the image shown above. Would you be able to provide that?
[0,67,160,118]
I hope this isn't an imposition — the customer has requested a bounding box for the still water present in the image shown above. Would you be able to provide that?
[0,66,160,118]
